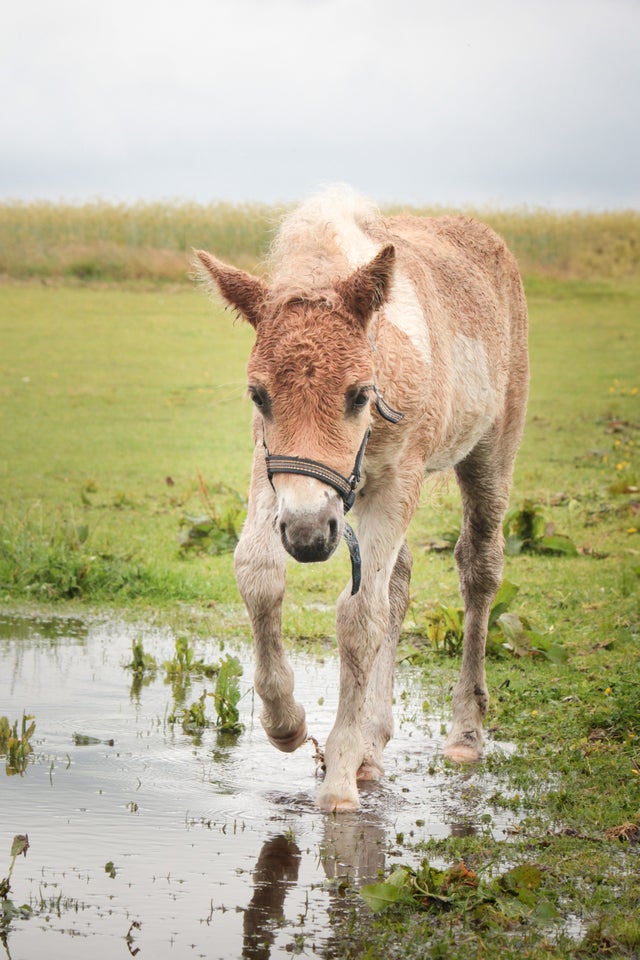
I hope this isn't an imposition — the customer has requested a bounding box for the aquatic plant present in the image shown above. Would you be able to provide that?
[126,639,158,676]
[211,655,244,733]
[0,835,31,930]
[163,636,219,679]
[0,714,36,776]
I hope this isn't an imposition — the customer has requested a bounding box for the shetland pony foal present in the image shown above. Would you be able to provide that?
[196,188,528,813]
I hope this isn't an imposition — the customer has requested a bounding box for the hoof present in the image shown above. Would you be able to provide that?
[317,789,360,813]
[265,724,308,753]
[356,759,384,782]
[444,728,483,763]
[444,742,482,763]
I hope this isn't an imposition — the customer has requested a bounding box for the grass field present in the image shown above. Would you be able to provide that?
[1,205,639,957]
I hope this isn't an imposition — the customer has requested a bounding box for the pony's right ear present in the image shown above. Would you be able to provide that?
[336,243,395,328]
[194,250,268,328]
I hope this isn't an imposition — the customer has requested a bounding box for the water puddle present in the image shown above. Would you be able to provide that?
[0,614,520,958]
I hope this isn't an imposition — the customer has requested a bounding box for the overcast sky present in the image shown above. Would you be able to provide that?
[2,0,638,210]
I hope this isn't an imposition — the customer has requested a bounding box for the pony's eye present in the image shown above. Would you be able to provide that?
[249,386,270,412]
[348,387,371,414]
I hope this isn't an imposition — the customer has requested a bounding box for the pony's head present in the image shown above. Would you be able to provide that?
[196,244,395,564]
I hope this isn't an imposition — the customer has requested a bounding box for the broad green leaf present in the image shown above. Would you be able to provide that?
[499,863,543,895]
[531,513,547,542]
[533,899,561,921]
[489,580,520,626]
[538,642,568,665]
[360,880,405,912]
[537,535,578,556]
[386,866,413,887]
[496,613,532,656]
[504,535,524,556]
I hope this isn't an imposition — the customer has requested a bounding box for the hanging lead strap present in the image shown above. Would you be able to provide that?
[343,523,362,595]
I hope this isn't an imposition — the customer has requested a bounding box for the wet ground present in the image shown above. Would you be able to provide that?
[0,613,520,959]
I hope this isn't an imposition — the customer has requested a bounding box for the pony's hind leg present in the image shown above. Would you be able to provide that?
[358,539,412,781]
[445,432,513,762]
[235,446,307,752]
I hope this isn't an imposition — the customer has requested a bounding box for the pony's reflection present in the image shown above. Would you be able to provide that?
[242,799,386,959]
[242,833,301,960]
[320,806,386,882]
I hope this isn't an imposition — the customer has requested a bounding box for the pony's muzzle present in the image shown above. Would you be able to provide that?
[277,489,343,563]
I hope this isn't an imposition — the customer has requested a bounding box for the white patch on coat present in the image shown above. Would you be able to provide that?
[296,190,432,363]
[425,334,499,471]
[270,186,379,294]
[384,272,431,363]
[314,185,379,267]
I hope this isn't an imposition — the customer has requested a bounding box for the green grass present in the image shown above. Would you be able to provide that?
[0,284,255,603]
[0,238,639,956]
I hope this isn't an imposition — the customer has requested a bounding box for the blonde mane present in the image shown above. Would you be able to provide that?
[268,185,382,301]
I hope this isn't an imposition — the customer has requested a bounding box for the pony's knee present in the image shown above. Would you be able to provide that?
[454,530,503,603]
[234,532,285,614]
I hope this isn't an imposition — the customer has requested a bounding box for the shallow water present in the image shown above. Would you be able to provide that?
[0,613,519,959]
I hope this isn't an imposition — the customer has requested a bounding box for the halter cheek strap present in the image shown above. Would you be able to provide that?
[264,387,403,595]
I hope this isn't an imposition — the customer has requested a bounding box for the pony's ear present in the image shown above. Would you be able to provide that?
[336,244,395,327]
[194,249,268,328]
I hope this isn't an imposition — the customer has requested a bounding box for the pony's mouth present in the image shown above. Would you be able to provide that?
[279,515,341,563]
[280,519,340,563]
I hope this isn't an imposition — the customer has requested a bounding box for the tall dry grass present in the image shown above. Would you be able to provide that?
[0,199,637,283]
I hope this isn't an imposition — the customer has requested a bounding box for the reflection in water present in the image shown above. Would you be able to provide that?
[243,834,301,960]
[450,821,478,839]
[243,797,388,958]
[321,807,386,883]
[0,614,88,643]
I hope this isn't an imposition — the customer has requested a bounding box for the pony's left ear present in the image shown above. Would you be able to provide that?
[336,244,395,327]
[194,249,268,328]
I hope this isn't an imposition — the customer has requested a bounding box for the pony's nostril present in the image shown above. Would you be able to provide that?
[328,519,338,541]
[280,521,287,541]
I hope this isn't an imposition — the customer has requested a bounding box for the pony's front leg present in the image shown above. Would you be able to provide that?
[358,539,412,781]
[235,448,307,752]
[318,478,420,812]
[317,578,391,811]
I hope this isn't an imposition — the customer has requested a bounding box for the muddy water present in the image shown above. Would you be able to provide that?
[0,614,518,959]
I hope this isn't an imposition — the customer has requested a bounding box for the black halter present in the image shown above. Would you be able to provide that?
[264,388,403,595]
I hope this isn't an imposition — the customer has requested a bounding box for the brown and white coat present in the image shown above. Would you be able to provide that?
[197,186,529,812]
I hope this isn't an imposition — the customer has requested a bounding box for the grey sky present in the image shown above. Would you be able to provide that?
[2,0,638,209]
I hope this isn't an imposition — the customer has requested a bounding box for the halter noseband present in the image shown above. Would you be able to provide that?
[264,388,403,595]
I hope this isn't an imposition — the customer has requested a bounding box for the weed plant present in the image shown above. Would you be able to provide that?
[0,836,31,932]
[0,715,35,776]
